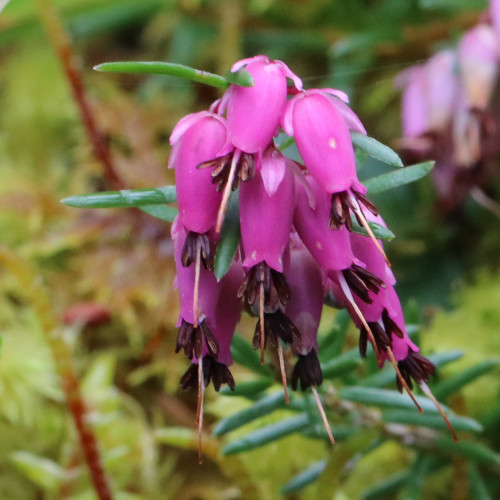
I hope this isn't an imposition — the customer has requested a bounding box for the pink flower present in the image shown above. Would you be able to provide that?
[459,24,499,110]
[169,112,232,234]
[239,150,295,272]
[293,175,354,271]
[281,90,364,194]
[222,55,302,155]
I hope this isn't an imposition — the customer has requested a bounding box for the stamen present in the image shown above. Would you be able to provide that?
[337,271,380,362]
[386,346,423,413]
[311,386,335,445]
[216,149,241,233]
[193,238,202,328]
[259,282,265,364]
[350,194,390,267]
[196,357,205,464]
[420,381,458,442]
[277,341,290,404]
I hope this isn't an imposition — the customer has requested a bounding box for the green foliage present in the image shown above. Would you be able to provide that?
[1,0,500,498]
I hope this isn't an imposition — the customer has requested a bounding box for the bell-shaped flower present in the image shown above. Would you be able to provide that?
[169,111,231,234]
[172,218,220,360]
[293,175,354,271]
[239,152,295,273]
[222,55,302,155]
[459,24,499,110]
[281,89,364,194]
[286,244,324,390]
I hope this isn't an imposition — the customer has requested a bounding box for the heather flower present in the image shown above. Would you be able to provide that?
[287,244,324,391]
[281,89,378,235]
[222,55,302,155]
[458,24,499,111]
[169,111,232,269]
[239,149,295,272]
[172,218,220,359]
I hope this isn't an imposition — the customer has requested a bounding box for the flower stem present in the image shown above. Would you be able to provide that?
[33,0,123,189]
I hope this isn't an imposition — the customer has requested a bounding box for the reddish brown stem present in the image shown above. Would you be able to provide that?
[34,0,123,189]
[0,247,113,500]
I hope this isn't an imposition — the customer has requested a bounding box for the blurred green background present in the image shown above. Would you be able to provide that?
[1,0,500,499]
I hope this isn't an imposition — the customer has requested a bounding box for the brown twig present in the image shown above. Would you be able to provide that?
[34,0,123,189]
[0,246,113,500]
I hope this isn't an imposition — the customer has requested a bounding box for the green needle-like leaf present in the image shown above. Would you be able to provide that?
[351,131,404,167]
[222,413,309,454]
[339,386,448,413]
[468,462,493,500]
[138,204,178,222]
[382,409,483,433]
[281,460,328,495]
[433,359,500,400]
[219,379,273,398]
[361,471,409,500]
[434,437,500,465]
[213,391,290,436]
[94,61,233,88]
[214,191,241,280]
[351,217,395,240]
[364,161,434,194]
[61,186,177,208]
[321,354,361,379]
[360,350,465,388]
[230,333,272,378]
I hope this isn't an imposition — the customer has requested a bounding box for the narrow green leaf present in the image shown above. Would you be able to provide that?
[213,391,289,436]
[94,61,231,88]
[468,462,493,500]
[351,131,403,167]
[11,452,64,490]
[222,413,309,454]
[382,409,483,433]
[318,309,350,359]
[364,161,434,195]
[302,424,357,442]
[281,460,328,495]
[214,191,241,280]
[138,204,178,222]
[361,471,409,499]
[219,379,273,398]
[321,355,361,379]
[351,217,395,240]
[61,186,177,208]
[434,437,500,465]
[397,456,432,500]
[360,350,465,388]
[230,333,272,378]
[433,359,500,400]
[339,386,447,413]
[224,68,254,87]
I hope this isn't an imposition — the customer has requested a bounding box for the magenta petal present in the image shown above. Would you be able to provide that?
[226,60,288,153]
[172,114,228,233]
[293,176,354,271]
[399,66,429,138]
[172,219,220,324]
[459,24,499,109]
[240,167,294,272]
[286,245,323,355]
[291,92,358,193]
[260,148,286,196]
[327,96,367,134]
[212,260,244,366]
[231,55,270,73]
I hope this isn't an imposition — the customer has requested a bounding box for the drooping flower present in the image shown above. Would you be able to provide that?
[222,55,302,155]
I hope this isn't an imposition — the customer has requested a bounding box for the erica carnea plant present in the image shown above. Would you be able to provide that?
[64,54,456,464]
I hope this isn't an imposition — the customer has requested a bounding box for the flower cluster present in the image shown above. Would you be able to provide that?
[169,55,454,455]
[396,1,500,211]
